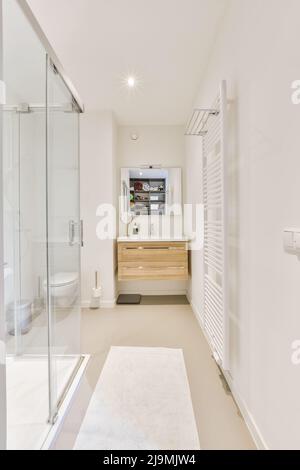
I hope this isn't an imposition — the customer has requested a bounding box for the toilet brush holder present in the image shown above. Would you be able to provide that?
[90,287,102,309]
[90,271,102,310]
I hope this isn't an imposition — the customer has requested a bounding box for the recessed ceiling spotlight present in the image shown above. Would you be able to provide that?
[120,71,143,95]
[127,76,136,88]
[120,71,142,94]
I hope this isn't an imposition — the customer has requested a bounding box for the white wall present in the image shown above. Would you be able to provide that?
[80,111,117,307]
[186,0,300,449]
[185,136,204,322]
[81,122,186,301]
[118,126,185,168]
[118,125,187,295]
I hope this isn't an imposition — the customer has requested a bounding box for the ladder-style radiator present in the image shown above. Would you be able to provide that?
[202,81,229,370]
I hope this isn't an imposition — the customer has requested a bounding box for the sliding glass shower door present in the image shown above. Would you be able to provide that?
[3,0,50,449]
[46,58,81,423]
[2,0,84,448]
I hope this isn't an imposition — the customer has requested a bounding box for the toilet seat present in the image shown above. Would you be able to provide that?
[45,272,78,288]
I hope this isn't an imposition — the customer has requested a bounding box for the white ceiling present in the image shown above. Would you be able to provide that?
[27,0,228,125]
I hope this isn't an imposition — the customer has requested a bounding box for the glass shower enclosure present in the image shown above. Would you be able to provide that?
[1,0,84,449]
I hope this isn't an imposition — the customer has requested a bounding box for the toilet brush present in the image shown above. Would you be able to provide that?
[90,271,102,309]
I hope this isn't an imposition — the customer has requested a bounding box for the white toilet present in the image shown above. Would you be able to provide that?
[44,272,79,308]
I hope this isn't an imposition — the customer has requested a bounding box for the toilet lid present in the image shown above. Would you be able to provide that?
[47,272,78,287]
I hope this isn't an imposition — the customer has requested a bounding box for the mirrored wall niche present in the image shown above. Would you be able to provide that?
[1,0,83,450]
[120,167,183,238]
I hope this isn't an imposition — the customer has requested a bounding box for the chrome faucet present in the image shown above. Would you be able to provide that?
[126,214,138,237]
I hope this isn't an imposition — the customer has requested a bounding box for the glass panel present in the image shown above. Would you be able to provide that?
[2,0,82,449]
[3,0,49,450]
[46,59,81,422]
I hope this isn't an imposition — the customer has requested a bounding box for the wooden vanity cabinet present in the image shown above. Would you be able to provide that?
[118,241,188,281]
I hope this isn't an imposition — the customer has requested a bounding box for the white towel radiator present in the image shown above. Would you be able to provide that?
[186,81,229,371]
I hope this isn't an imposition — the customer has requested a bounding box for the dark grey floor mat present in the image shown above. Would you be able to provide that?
[117,294,142,305]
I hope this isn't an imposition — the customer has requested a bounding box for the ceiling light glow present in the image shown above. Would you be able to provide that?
[120,71,142,94]
[127,76,136,88]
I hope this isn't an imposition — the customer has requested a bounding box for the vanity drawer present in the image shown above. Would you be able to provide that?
[118,261,188,281]
[118,242,187,263]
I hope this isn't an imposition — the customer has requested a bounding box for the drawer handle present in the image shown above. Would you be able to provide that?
[123,266,185,271]
[124,246,183,251]
[124,247,144,250]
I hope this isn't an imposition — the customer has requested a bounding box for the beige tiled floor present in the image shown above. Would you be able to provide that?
[52,304,256,450]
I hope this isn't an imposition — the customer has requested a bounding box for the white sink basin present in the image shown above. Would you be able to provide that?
[117,236,189,242]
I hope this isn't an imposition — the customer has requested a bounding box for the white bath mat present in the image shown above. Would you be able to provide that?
[74,347,200,450]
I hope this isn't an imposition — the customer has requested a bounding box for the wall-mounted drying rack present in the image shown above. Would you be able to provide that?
[185,108,219,136]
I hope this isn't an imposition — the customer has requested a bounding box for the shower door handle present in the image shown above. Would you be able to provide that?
[69,220,76,246]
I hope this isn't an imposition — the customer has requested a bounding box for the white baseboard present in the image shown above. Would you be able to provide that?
[188,296,268,451]
[223,371,269,450]
[81,299,116,309]
[100,299,117,308]
[188,295,204,326]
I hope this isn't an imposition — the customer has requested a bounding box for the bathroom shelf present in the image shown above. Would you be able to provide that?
[185,108,219,136]
[130,178,166,216]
